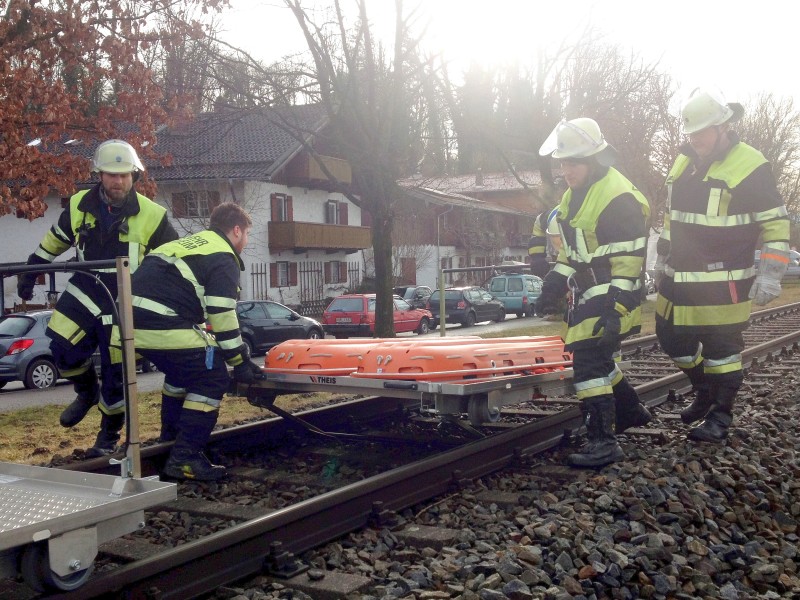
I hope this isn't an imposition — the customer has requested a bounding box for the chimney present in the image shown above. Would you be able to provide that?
[475,168,484,187]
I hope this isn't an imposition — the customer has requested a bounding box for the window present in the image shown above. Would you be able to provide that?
[271,194,293,222]
[490,279,506,293]
[270,261,297,287]
[325,200,349,225]
[325,260,347,284]
[237,302,268,321]
[394,298,412,311]
[508,278,523,292]
[266,302,293,320]
[172,190,220,218]
[277,262,289,287]
[325,200,339,224]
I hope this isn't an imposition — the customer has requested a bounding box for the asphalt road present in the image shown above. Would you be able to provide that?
[0,314,554,413]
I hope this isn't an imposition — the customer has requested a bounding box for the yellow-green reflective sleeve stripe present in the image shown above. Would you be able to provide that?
[553,263,575,278]
[592,237,647,258]
[135,328,210,350]
[205,296,237,310]
[132,296,179,317]
[670,210,753,227]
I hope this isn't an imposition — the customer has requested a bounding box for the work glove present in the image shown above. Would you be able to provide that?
[592,289,624,348]
[749,275,782,306]
[652,255,668,291]
[535,271,568,316]
[232,359,264,384]
[749,246,790,306]
[17,273,36,301]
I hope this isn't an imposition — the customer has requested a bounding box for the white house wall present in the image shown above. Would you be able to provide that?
[2,182,363,311]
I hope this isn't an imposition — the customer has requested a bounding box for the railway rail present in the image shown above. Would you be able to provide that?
[4,302,800,599]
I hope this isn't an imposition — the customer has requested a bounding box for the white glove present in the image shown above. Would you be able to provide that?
[750,246,789,305]
[653,255,668,290]
[749,274,782,305]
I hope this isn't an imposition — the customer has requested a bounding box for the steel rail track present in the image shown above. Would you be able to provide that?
[41,302,800,599]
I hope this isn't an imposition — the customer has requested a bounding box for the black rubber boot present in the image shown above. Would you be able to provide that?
[568,396,624,468]
[688,385,736,443]
[680,384,713,424]
[59,367,100,427]
[162,410,226,481]
[159,394,184,443]
[613,378,652,433]
[85,412,125,458]
[162,450,227,481]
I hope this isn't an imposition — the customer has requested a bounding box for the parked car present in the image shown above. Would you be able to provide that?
[393,285,433,309]
[487,274,543,317]
[321,294,433,338]
[427,286,505,328]
[236,300,324,354]
[0,310,60,389]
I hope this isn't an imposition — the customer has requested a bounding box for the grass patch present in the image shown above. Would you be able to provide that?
[0,390,338,465]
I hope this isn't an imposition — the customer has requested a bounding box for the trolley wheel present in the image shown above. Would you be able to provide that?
[20,542,94,592]
[467,394,500,426]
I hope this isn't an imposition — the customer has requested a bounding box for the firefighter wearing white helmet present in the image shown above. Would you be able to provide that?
[654,88,790,444]
[17,139,178,457]
[535,117,651,469]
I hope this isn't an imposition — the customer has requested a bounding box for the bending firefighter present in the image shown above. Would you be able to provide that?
[535,118,651,468]
[17,140,177,457]
[129,202,262,481]
[654,88,790,443]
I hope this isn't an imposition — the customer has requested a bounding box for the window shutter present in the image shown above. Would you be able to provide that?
[339,202,348,225]
[361,209,372,227]
[270,263,278,288]
[172,193,187,218]
[289,263,298,286]
[286,196,294,222]
[270,194,279,221]
[324,262,332,284]
[339,262,347,282]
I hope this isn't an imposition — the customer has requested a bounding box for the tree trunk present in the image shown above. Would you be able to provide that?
[371,206,395,338]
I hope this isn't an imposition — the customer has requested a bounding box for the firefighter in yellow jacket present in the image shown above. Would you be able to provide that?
[130,202,262,481]
[535,118,651,468]
[654,88,790,443]
[17,140,177,457]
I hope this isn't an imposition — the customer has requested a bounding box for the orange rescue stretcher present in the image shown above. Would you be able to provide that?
[243,336,575,428]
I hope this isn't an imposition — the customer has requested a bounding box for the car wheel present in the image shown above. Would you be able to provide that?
[140,359,156,373]
[308,328,323,340]
[525,305,535,317]
[429,319,438,330]
[417,317,430,335]
[495,310,505,323]
[463,311,476,327]
[243,337,255,356]
[334,335,349,339]
[24,358,58,390]
[515,311,524,318]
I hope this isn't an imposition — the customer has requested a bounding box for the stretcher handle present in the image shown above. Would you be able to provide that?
[383,381,419,390]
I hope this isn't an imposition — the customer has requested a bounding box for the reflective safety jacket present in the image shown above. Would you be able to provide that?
[26,185,177,349]
[528,207,558,278]
[130,228,249,367]
[656,138,789,331]
[542,167,650,350]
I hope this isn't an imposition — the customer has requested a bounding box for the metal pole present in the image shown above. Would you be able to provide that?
[116,257,141,479]
[438,268,446,337]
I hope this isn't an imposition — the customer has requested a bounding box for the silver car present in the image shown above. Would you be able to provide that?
[0,310,60,389]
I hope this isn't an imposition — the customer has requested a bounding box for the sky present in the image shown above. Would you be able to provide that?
[218,0,799,110]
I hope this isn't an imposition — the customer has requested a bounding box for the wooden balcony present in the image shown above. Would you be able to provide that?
[285,154,352,189]
[269,221,371,253]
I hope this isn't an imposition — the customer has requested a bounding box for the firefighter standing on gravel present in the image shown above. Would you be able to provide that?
[128,202,262,481]
[17,140,177,457]
[535,118,652,468]
[654,88,790,443]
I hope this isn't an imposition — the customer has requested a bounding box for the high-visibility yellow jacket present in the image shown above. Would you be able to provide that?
[26,185,177,348]
[130,228,249,367]
[656,138,789,331]
[543,167,650,350]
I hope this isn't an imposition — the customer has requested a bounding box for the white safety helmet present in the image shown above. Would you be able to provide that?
[539,118,617,167]
[92,139,145,174]
[681,88,744,135]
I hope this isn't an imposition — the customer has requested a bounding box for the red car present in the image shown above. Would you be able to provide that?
[322,294,433,338]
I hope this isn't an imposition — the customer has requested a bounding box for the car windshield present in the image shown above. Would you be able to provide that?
[0,316,35,337]
[326,298,364,312]
[429,290,464,301]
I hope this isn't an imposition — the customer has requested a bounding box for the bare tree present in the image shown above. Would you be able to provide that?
[283,0,438,337]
